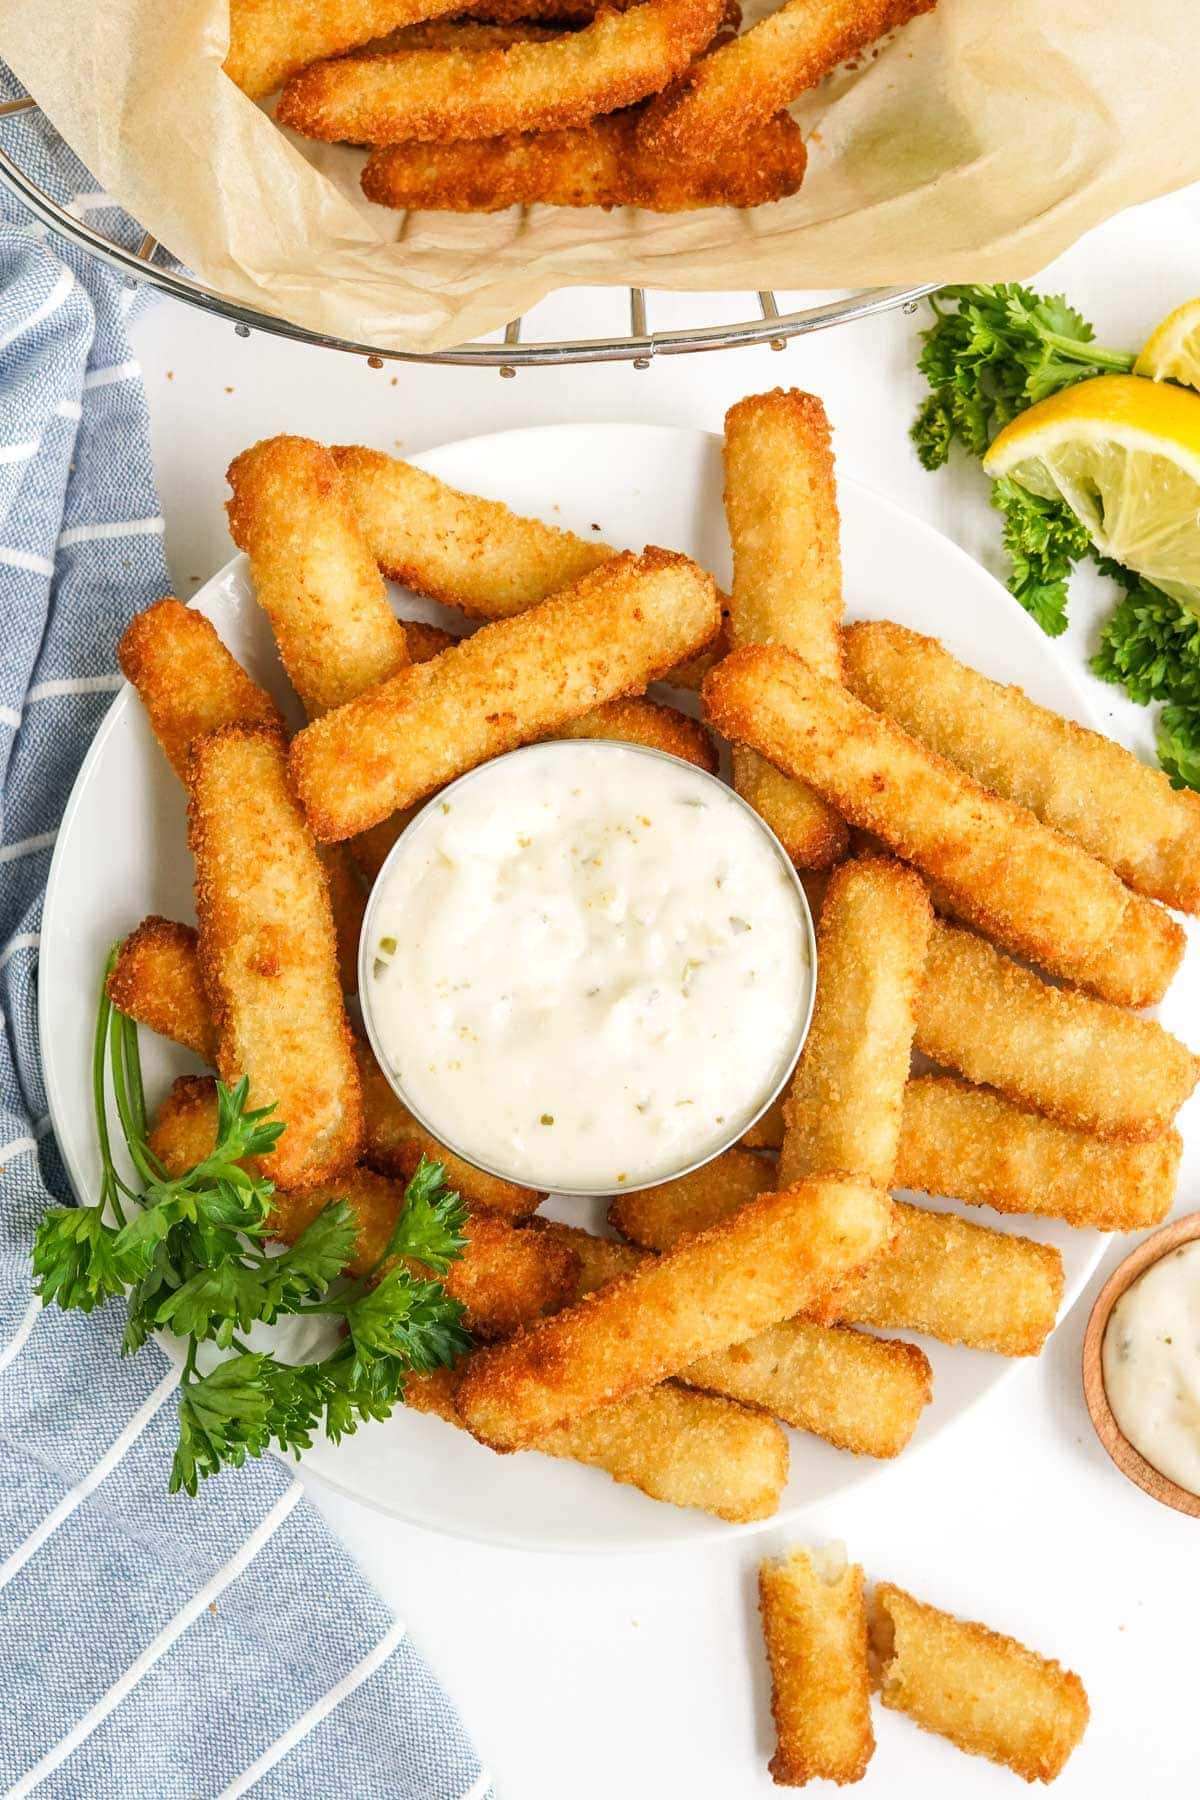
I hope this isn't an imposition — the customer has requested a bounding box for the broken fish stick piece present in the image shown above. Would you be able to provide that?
[557,695,718,771]
[227,436,408,718]
[760,1545,875,1786]
[872,1582,1089,1783]
[703,645,1185,1006]
[724,390,848,869]
[406,1365,789,1523]
[289,548,720,841]
[825,1200,1063,1357]
[277,0,728,143]
[223,0,464,99]
[187,724,361,1188]
[355,1041,542,1219]
[117,595,365,996]
[844,619,1200,914]
[609,1147,774,1245]
[107,918,216,1064]
[897,1075,1180,1233]
[539,1221,932,1459]
[779,858,931,1189]
[640,0,937,157]
[149,1077,572,1335]
[918,920,1199,1141]
[615,1171,1062,1356]
[458,1177,894,1449]
[117,597,284,779]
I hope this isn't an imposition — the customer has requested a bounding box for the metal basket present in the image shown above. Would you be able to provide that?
[0,92,934,371]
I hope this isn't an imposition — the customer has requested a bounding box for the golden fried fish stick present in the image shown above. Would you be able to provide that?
[226,436,408,719]
[461,0,639,19]
[149,1077,573,1336]
[290,549,720,841]
[224,0,465,99]
[845,620,1200,914]
[615,1172,1062,1356]
[277,0,728,142]
[539,1221,932,1459]
[640,0,937,157]
[610,1148,774,1243]
[897,1075,1180,1233]
[354,1041,542,1218]
[188,724,361,1188]
[457,1177,894,1449]
[917,919,1198,1140]
[723,390,848,868]
[779,858,931,1189]
[703,645,1185,1006]
[361,108,807,212]
[332,445,610,618]
[760,1546,874,1787]
[872,1583,1089,1782]
[117,596,364,996]
[107,918,216,1064]
[743,1097,786,1150]
[117,597,284,779]
[407,1365,789,1522]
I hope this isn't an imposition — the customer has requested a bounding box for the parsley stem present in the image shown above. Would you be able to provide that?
[108,1009,159,1188]
[93,949,128,1228]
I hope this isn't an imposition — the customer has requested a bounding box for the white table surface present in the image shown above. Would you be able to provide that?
[129,190,1200,1799]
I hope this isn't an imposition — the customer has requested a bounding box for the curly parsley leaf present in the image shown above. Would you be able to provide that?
[990,477,1092,638]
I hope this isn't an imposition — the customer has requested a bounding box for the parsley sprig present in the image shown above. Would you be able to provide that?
[34,952,471,1494]
[910,283,1200,790]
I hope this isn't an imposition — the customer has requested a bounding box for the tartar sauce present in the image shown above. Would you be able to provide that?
[1102,1239,1200,1497]
[363,741,812,1191]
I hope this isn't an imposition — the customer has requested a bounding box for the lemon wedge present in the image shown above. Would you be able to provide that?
[1134,298,1200,390]
[983,374,1200,613]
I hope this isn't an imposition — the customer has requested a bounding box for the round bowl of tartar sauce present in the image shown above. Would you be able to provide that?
[358,740,816,1195]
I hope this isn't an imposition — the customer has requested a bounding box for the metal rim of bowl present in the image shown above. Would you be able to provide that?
[0,95,937,369]
[357,738,818,1196]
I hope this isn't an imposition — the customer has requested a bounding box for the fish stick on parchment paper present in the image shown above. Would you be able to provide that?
[703,644,1184,1006]
[187,723,362,1188]
[723,389,849,868]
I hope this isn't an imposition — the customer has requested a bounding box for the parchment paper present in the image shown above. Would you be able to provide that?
[2,0,1197,355]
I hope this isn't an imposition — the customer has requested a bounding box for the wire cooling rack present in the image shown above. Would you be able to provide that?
[0,93,934,371]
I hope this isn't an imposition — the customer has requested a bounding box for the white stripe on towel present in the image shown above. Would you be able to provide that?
[82,360,141,391]
[58,519,163,548]
[0,442,38,465]
[0,833,57,865]
[0,707,20,731]
[5,1481,305,1800]
[54,400,82,423]
[26,675,122,703]
[0,932,39,971]
[0,1366,181,1592]
[0,1297,42,1377]
[216,1618,411,1800]
[0,548,54,578]
[459,1771,496,1800]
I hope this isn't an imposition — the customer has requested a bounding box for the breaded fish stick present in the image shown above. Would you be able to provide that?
[640,0,937,156]
[703,645,1185,1006]
[724,390,848,868]
[539,1221,932,1459]
[615,1171,1063,1356]
[354,1042,542,1218]
[845,620,1200,914]
[149,1076,573,1337]
[107,918,217,1064]
[760,1546,874,1786]
[117,597,283,776]
[407,1366,789,1523]
[458,1177,894,1449]
[779,858,931,1188]
[897,1075,1180,1233]
[917,919,1198,1140]
[118,596,364,996]
[362,108,807,212]
[226,436,408,718]
[277,0,727,142]
[188,724,361,1188]
[224,0,466,99]
[873,1583,1089,1782]
[290,549,720,841]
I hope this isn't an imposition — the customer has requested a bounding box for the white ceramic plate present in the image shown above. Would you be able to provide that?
[41,423,1107,1552]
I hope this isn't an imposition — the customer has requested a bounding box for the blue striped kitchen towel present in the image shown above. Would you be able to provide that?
[0,68,493,1800]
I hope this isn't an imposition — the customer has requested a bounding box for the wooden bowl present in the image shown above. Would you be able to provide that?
[1083,1212,1200,1519]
